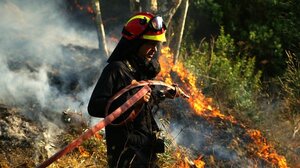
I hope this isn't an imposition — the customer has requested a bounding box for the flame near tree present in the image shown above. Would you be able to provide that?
[157,47,288,168]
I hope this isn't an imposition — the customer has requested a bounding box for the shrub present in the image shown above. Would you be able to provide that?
[183,27,262,114]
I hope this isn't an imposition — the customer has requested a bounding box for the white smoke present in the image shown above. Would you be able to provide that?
[0,0,103,120]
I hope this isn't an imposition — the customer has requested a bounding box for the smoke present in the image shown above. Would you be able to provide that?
[0,1,105,121]
[158,97,269,167]
[168,116,257,167]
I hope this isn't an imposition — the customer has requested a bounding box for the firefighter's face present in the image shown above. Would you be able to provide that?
[137,41,159,62]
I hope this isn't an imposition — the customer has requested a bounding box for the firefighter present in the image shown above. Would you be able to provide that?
[88,12,171,168]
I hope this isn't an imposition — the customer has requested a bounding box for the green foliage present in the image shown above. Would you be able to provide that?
[193,0,223,23]
[183,28,262,113]
[189,0,300,77]
[215,27,235,57]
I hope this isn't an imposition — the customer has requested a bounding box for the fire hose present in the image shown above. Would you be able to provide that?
[36,80,189,168]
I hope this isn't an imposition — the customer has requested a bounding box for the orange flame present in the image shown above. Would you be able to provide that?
[94,132,103,140]
[158,46,288,168]
[86,6,94,14]
[174,150,205,168]
[194,155,205,168]
[179,159,190,168]
[78,146,90,157]
[247,129,288,168]
[73,2,95,18]
[158,47,236,122]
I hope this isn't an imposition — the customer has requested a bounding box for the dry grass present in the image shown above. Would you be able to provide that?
[48,130,196,168]
[48,132,108,168]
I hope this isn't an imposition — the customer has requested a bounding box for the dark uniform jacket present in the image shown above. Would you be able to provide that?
[88,58,163,168]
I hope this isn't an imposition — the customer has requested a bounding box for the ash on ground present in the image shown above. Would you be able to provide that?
[0,104,89,168]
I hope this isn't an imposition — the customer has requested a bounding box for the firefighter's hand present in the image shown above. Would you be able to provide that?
[131,80,151,104]
[131,80,139,85]
[135,91,151,105]
[142,91,151,103]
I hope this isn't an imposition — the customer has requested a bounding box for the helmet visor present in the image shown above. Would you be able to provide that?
[150,16,164,31]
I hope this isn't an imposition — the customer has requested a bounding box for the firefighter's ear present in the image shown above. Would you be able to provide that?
[131,80,138,85]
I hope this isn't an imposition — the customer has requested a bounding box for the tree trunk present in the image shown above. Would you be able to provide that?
[155,0,182,59]
[150,0,158,13]
[131,0,158,13]
[173,0,189,64]
[160,0,182,29]
[143,0,158,13]
[129,0,141,13]
[93,0,109,57]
